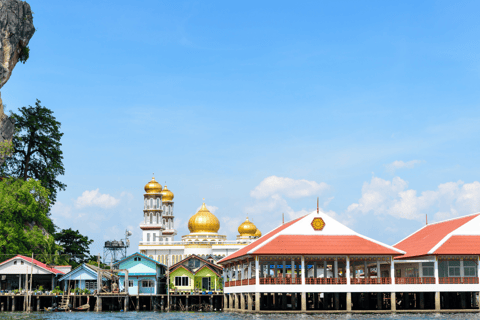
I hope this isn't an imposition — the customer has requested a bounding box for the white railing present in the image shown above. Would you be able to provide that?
[139,240,252,246]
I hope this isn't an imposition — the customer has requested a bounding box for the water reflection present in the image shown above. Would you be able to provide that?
[0,312,478,320]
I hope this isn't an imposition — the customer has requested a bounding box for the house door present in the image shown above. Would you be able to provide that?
[202,277,210,291]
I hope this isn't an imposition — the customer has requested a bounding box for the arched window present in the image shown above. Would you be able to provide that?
[149,198,153,209]
[144,199,147,209]
[150,213,153,224]
[156,198,159,209]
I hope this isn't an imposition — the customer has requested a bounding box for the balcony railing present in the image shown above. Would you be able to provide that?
[306,278,347,285]
[439,277,479,284]
[352,278,392,285]
[395,277,435,284]
[259,277,302,285]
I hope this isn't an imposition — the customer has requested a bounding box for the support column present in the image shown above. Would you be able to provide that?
[12,297,15,312]
[7,296,10,312]
[434,257,439,285]
[136,296,140,311]
[236,293,240,310]
[96,297,102,312]
[460,259,465,278]
[291,259,295,282]
[390,259,395,285]
[364,261,368,280]
[255,292,260,311]
[255,257,260,285]
[435,291,441,311]
[301,292,306,312]
[223,295,227,311]
[248,261,252,279]
[247,293,252,311]
[301,256,305,285]
[391,292,396,311]
[377,260,381,283]
[346,292,352,312]
[346,256,351,285]
[125,295,129,312]
[185,296,189,311]
[323,260,327,279]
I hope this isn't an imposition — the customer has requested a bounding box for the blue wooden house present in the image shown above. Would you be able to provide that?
[58,263,112,292]
[114,253,166,295]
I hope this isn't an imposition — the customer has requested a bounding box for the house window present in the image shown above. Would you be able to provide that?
[124,280,133,287]
[147,233,150,242]
[464,261,476,277]
[85,280,97,290]
[156,199,159,208]
[188,259,201,269]
[142,280,154,287]
[13,261,17,265]
[448,261,460,277]
[21,261,24,265]
[395,269,401,278]
[422,262,434,276]
[134,257,142,262]
[175,276,189,287]
[149,198,153,208]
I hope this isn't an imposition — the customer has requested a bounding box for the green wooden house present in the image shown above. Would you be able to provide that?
[169,255,223,293]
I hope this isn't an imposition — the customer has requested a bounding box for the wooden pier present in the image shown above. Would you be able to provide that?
[0,293,224,312]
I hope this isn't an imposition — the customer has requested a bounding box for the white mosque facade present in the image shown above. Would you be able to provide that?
[138,176,261,266]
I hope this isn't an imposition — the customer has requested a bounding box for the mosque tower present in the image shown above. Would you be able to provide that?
[140,176,177,244]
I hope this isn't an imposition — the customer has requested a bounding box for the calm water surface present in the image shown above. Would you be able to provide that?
[0,312,478,320]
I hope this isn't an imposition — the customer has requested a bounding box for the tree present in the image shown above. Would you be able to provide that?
[54,228,94,268]
[0,177,60,261]
[1,99,66,205]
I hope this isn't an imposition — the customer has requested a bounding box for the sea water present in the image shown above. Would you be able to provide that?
[0,313,478,320]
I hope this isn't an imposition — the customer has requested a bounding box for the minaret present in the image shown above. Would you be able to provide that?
[140,176,164,243]
[160,184,176,241]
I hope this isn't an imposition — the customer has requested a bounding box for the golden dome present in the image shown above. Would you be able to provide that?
[161,185,174,202]
[188,203,220,234]
[254,228,262,237]
[238,217,257,236]
[144,176,162,194]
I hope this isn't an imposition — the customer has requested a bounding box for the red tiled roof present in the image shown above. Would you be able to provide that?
[254,235,404,255]
[218,215,306,264]
[433,235,480,255]
[394,214,480,259]
[0,255,65,274]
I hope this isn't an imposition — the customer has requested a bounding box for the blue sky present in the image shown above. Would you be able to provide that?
[5,0,480,255]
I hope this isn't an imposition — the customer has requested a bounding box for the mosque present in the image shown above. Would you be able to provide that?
[138,176,261,266]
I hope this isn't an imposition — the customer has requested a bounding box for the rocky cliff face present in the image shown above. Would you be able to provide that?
[0,0,35,157]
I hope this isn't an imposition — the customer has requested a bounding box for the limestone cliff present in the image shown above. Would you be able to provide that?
[0,0,34,159]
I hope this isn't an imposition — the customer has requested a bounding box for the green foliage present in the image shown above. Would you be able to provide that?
[0,140,13,160]
[0,178,62,260]
[73,287,81,294]
[2,99,66,205]
[52,286,63,295]
[18,46,29,64]
[83,288,90,294]
[54,228,93,268]
[38,285,44,292]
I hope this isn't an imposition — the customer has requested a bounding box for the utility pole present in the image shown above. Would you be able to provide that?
[166,255,169,311]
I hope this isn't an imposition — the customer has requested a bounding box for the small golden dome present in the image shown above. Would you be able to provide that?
[144,176,162,194]
[238,217,257,236]
[254,228,262,237]
[161,185,174,202]
[188,203,220,234]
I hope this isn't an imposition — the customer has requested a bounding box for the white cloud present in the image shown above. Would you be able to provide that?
[250,176,330,199]
[347,176,480,222]
[385,160,423,174]
[75,189,120,209]
[50,201,72,219]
